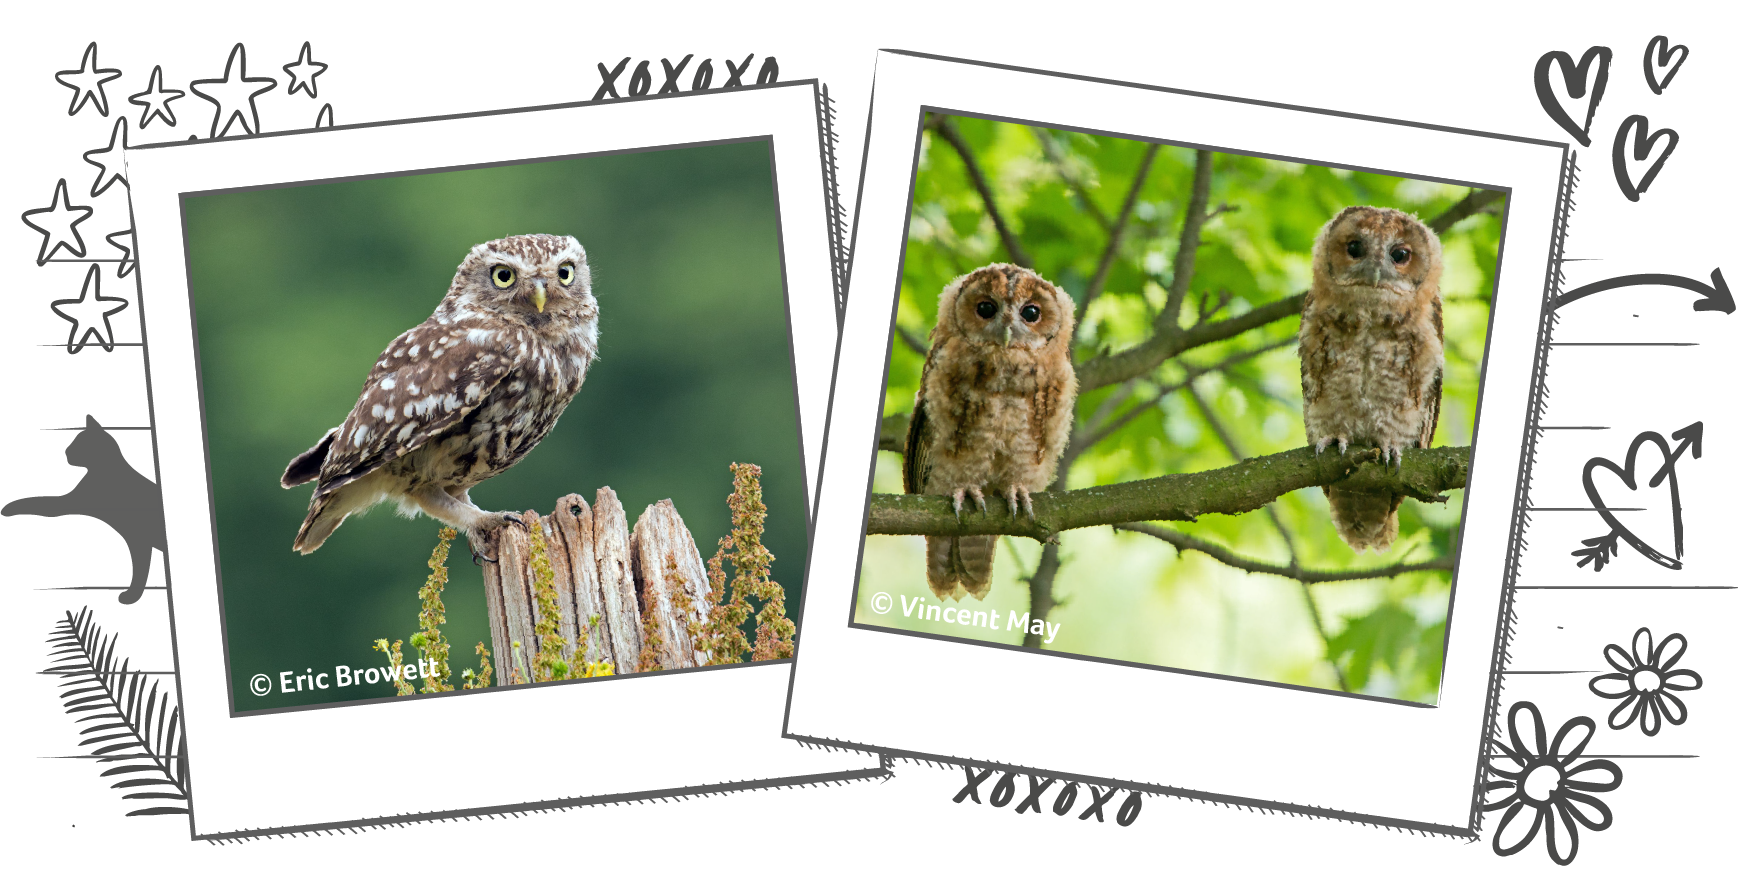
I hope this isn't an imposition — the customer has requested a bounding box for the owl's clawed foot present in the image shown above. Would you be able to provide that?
[466,511,528,564]
[950,485,988,519]
[1314,437,1349,456]
[1380,444,1405,466]
[1003,486,1037,521]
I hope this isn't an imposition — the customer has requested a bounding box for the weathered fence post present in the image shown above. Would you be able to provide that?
[480,486,713,679]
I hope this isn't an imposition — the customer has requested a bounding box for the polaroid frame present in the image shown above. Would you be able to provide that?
[126,81,879,837]
[785,51,1568,834]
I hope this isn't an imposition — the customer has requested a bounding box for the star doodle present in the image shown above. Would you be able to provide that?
[128,65,184,129]
[281,42,327,98]
[190,44,277,138]
[82,117,130,197]
[51,265,130,354]
[55,42,122,117]
[315,103,334,128]
[106,228,137,278]
[21,179,93,265]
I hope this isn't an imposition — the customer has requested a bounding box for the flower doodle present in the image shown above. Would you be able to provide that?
[1598,708,1682,736]
[1483,702,1622,865]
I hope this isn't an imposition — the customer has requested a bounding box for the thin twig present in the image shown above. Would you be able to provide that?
[1072,381,1139,452]
[1297,578,1351,690]
[1158,150,1215,330]
[930,116,1033,268]
[1081,143,1161,312]
[896,324,929,356]
[1116,523,1454,584]
[1033,129,1110,230]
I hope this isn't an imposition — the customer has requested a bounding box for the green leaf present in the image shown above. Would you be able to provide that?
[1326,602,1419,692]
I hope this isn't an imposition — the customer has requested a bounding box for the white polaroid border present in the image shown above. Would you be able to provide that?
[126,82,878,837]
[785,51,1568,833]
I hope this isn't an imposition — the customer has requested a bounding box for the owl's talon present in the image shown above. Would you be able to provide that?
[951,490,966,519]
[967,485,988,514]
[1019,490,1037,520]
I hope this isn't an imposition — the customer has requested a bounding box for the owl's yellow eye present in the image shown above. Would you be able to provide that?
[491,266,515,288]
[557,262,576,286]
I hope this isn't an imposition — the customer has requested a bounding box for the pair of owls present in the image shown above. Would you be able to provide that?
[905,207,1443,600]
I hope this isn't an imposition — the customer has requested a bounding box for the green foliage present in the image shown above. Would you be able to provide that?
[461,641,493,690]
[690,462,796,664]
[372,638,415,697]
[690,463,795,664]
[867,113,1503,702]
[411,526,455,693]
[527,518,565,683]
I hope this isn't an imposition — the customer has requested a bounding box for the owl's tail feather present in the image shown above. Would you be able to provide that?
[292,492,347,555]
[281,427,338,488]
[1325,486,1402,553]
[926,534,996,601]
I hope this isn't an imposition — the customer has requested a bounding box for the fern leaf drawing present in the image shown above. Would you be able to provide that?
[75,708,187,816]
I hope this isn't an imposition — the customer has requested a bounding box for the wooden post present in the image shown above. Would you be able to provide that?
[480,487,713,679]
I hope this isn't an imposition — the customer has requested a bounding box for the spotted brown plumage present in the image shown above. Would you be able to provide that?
[903,264,1077,600]
[283,234,599,558]
[1299,207,1445,552]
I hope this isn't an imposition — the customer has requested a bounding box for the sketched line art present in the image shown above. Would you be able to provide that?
[1483,701,1621,865]
[1534,46,1611,147]
[282,41,327,98]
[21,178,94,266]
[1642,36,1687,94]
[55,42,122,117]
[190,43,277,138]
[1572,423,1701,571]
[1588,627,1702,735]
[129,64,184,129]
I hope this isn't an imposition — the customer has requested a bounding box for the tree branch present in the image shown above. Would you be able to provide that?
[1081,143,1160,312]
[1033,129,1110,231]
[868,445,1470,538]
[879,412,911,453]
[930,116,1033,269]
[1157,150,1215,331]
[1075,292,1306,393]
[1114,523,1454,584]
[1426,188,1505,236]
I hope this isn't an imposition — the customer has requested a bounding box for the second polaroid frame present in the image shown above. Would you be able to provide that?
[786,50,1569,834]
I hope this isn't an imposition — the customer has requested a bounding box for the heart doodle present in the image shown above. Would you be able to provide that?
[1573,423,1701,571]
[1612,115,1679,202]
[1644,35,1688,94]
[1534,46,1611,147]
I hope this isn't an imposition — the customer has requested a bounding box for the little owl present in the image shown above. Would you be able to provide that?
[903,264,1077,601]
[1300,207,1444,552]
[282,234,599,559]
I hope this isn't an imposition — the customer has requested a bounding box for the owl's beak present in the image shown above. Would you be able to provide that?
[531,280,548,313]
[1000,323,1013,347]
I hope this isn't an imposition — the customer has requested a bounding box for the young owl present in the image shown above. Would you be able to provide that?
[281,234,599,559]
[1300,207,1444,552]
[903,264,1077,601]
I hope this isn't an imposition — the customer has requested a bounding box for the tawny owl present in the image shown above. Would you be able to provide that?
[281,234,599,559]
[1300,207,1444,552]
[903,264,1077,601]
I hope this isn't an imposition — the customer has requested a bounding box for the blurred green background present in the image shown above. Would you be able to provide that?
[854,115,1505,704]
[184,140,807,713]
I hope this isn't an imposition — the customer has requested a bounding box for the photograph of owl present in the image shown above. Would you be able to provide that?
[903,264,1077,600]
[281,234,598,559]
[1300,206,1445,552]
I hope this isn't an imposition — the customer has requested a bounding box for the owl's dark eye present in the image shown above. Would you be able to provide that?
[975,300,998,319]
[1390,247,1411,265]
[491,266,516,288]
[1020,304,1041,323]
[557,263,576,285]
[1346,240,1365,258]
